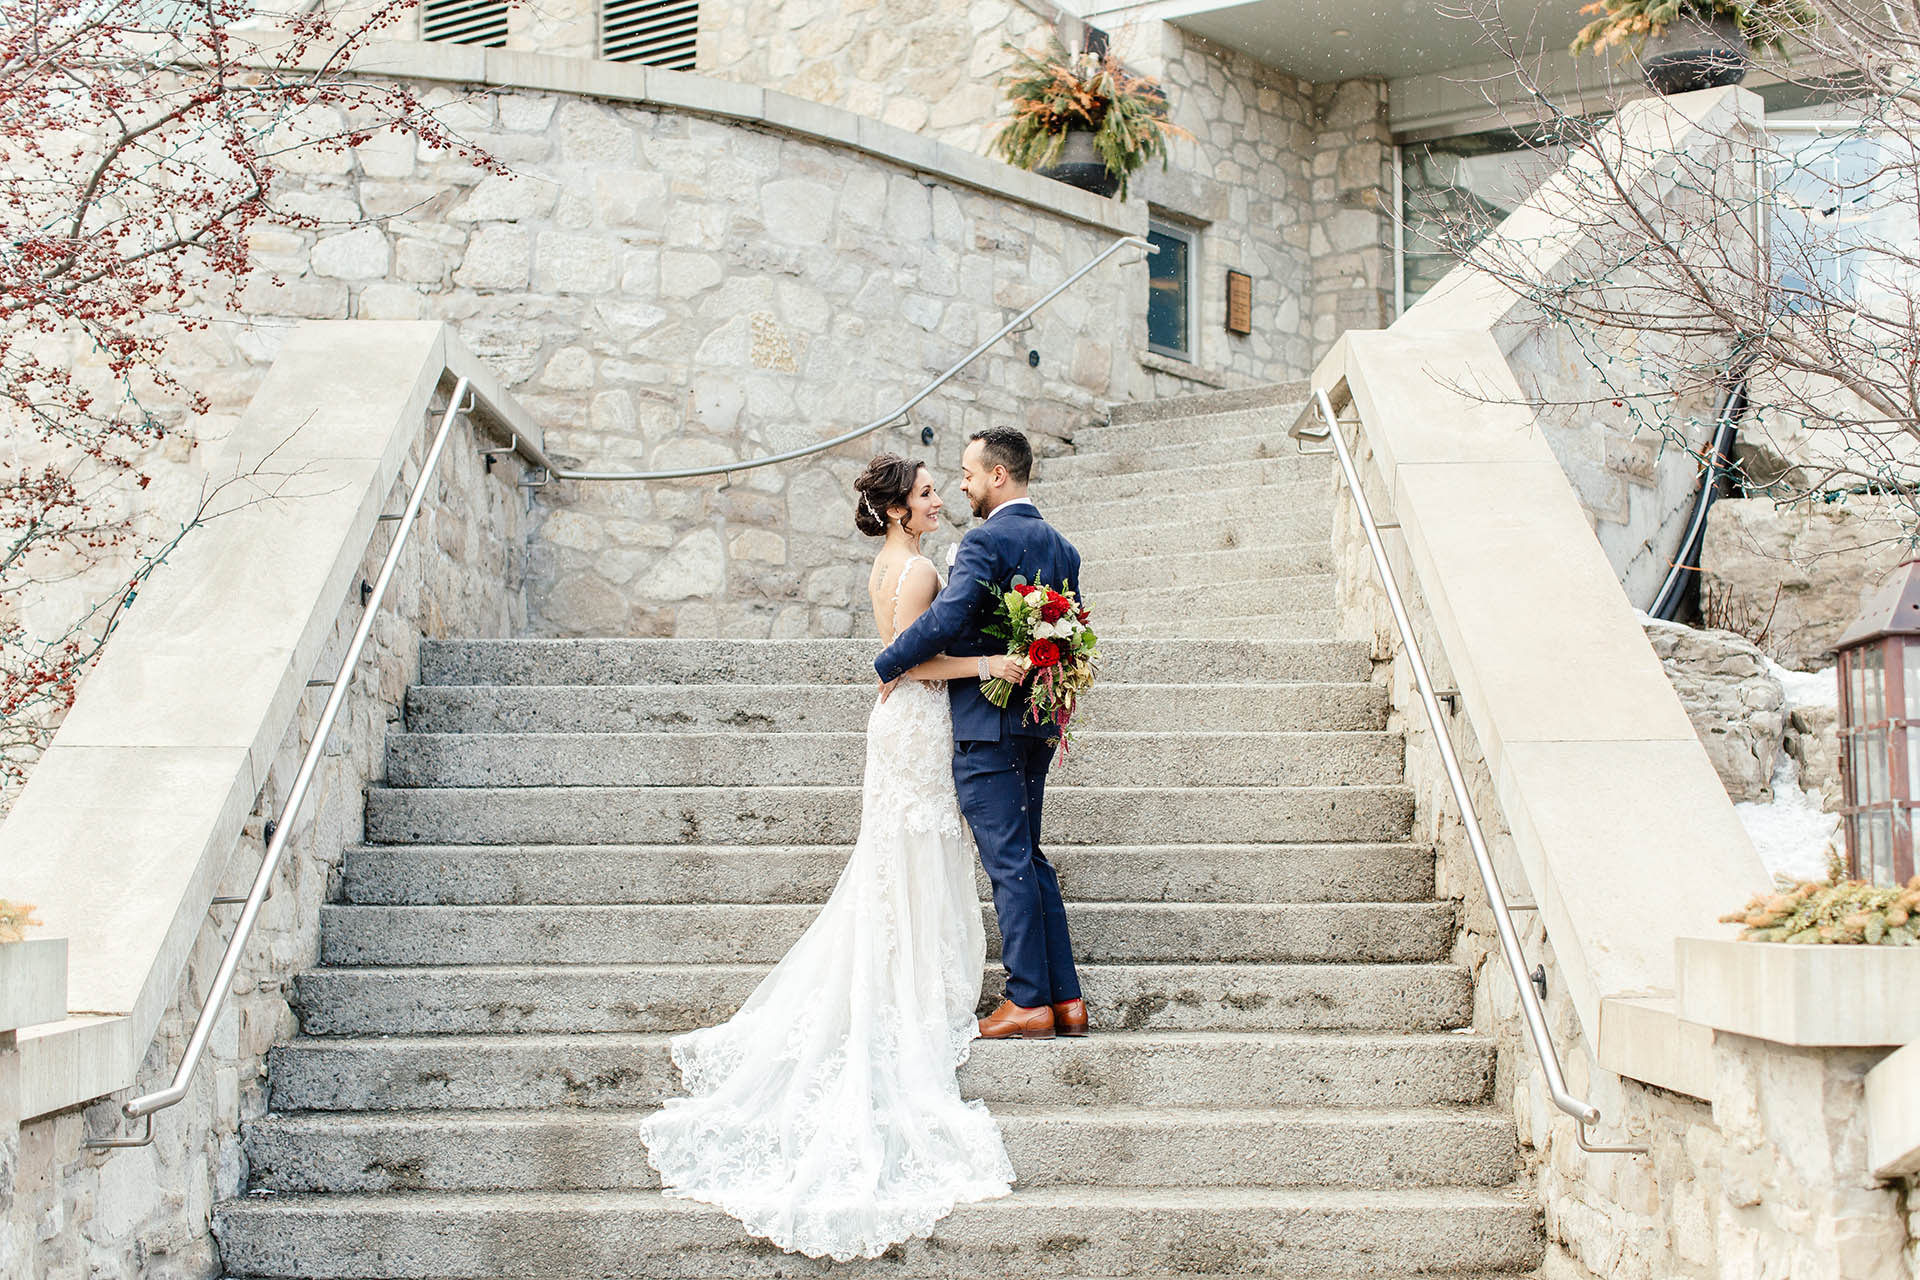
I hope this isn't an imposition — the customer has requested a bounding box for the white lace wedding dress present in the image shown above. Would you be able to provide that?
[638,555,1014,1261]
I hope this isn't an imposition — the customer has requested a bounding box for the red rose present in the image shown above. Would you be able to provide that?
[1039,596,1070,624]
[1013,583,1038,596]
[1027,638,1061,668]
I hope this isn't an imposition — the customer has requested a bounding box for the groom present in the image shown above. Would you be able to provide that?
[875,427,1086,1040]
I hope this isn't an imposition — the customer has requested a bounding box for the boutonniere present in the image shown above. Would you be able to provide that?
[946,543,959,569]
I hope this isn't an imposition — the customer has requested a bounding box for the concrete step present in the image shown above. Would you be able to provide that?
[1108,612,1337,639]
[1103,382,1309,427]
[1079,541,1333,593]
[402,682,1387,735]
[362,784,1416,846]
[267,1030,1496,1111]
[293,961,1472,1036]
[1066,407,1307,458]
[316,901,1454,967]
[242,1105,1517,1193]
[1071,512,1331,561]
[1039,455,1331,507]
[339,841,1438,906]
[1045,428,1313,480]
[385,730,1403,789]
[1048,478,1334,532]
[417,638,1374,687]
[1092,576,1333,628]
[213,1184,1543,1278]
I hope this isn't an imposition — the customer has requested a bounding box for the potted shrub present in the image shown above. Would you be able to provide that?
[991,38,1188,199]
[1720,867,1920,945]
[1571,0,1815,95]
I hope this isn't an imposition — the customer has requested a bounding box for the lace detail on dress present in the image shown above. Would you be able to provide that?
[639,555,1010,1261]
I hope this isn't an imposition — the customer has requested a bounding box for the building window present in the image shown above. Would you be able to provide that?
[1146,220,1194,361]
[603,0,699,69]
[421,0,509,45]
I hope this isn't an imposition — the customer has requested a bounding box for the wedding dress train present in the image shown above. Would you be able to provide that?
[638,556,1014,1260]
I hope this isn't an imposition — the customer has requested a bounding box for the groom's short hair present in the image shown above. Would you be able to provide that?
[970,427,1032,485]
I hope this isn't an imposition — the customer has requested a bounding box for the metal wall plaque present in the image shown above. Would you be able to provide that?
[1225,270,1252,334]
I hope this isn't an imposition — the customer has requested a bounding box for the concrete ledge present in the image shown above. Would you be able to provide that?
[1865,1040,1920,1178]
[338,41,1141,238]
[1597,996,1713,1100]
[0,322,541,1120]
[1678,937,1920,1048]
[1316,323,1767,1045]
[0,939,67,1035]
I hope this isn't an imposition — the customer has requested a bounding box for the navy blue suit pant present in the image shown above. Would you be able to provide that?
[952,735,1081,1010]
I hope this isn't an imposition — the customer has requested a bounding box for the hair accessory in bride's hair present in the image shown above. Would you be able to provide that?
[861,494,883,526]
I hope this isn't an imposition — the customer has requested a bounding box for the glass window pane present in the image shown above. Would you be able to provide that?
[1871,811,1896,885]
[1146,226,1190,358]
[1868,730,1889,803]
[1906,728,1920,800]
[1904,644,1920,722]
[1850,651,1865,723]
[1868,646,1887,719]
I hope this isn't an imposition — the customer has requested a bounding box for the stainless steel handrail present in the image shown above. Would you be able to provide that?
[543,234,1153,482]
[86,376,480,1148]
[1299,387,1646,1157]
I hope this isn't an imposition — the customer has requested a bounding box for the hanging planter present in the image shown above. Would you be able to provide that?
[1570,0,1816,95]
[991,38,1188,200]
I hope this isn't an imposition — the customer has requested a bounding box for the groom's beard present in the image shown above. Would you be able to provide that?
[968,491,991,518]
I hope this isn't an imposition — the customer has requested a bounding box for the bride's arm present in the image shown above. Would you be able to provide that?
[892,560,1028,684]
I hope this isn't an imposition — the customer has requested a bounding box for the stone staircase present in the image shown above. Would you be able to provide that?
[214,383,1544,1277]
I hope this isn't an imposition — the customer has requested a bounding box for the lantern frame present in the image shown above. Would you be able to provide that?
[1836,636,1917,885]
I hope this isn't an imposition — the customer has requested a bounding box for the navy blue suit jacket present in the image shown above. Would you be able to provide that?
[874,503,1082,743]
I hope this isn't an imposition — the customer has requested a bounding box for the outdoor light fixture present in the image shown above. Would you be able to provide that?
[1834,559,1920,884]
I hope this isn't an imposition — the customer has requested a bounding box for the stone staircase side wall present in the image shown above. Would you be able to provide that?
[1319,87,1915,1280]
[0,322,535,1279]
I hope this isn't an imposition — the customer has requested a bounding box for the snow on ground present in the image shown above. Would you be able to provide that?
[1736,659,1840,884]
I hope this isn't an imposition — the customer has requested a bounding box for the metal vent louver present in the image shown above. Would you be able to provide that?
[602,0,697,69]
[422,0,509,46]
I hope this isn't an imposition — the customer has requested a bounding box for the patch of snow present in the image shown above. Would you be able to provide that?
[1735,752,1839,884]
[1766,657,1838,710]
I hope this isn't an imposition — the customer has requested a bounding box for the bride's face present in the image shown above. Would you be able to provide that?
[894,466,943,535]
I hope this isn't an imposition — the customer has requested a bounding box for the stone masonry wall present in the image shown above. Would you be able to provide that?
[224,80,1205,639]
[0,402,530,1278]
[1329,410,1917,1280]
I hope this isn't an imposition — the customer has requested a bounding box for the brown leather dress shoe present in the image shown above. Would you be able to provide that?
[1051,998,1089,1036]
[977,999,1056,1040]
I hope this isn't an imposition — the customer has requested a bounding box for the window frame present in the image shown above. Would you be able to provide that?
[1145,217,1198,364]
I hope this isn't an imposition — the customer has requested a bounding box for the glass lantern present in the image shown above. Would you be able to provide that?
[1835,559,1920,885]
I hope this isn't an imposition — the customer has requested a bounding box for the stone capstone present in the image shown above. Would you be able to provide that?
[1643,618,1787,803]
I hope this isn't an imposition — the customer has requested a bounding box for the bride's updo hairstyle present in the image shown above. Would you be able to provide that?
[853,453,924,537]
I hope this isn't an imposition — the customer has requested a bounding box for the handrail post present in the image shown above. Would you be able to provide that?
[1305,387,1645,1156]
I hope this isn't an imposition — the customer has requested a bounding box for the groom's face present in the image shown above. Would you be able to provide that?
[961,440,999,519]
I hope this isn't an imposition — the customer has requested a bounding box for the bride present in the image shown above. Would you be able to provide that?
[638,452,1032,1260]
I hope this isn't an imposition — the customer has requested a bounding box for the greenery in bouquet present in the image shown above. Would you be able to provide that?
[1720,855,1920,944]
[980,577,1098,752]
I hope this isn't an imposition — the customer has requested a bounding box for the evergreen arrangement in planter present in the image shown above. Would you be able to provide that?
[991,38,1188,199]
[1571,0,1815,93]
[1721,866,1920,944]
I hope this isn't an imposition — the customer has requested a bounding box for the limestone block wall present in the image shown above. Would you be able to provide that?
[1329,408,1918,1280]
[0,400,529,1277]
[1504,318,1721,611]
[220,77,1197,639]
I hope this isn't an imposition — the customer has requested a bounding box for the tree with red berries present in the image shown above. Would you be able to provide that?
[0,0,496,795]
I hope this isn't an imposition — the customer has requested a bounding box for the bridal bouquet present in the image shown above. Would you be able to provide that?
[980,577,1098,753]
